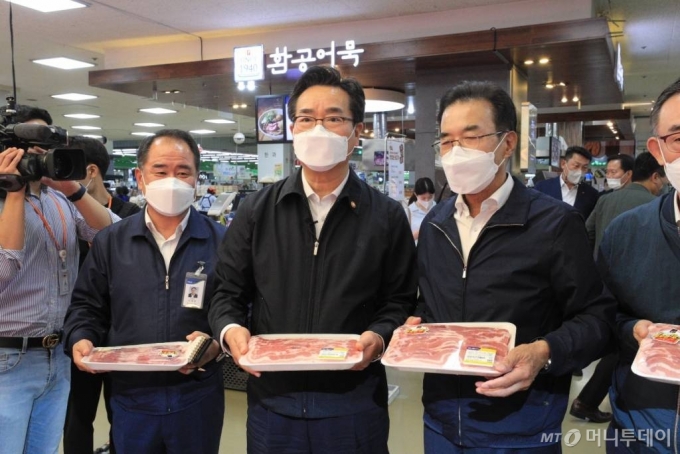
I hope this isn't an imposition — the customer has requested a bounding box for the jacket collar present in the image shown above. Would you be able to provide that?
[277,167,365,215]
[433,176,531,227]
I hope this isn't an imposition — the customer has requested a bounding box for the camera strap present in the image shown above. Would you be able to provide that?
[26,193,70,295]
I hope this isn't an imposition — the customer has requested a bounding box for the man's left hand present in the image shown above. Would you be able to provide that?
[474,340,550,397]
[351,331,384,371]
[178,331,220,375]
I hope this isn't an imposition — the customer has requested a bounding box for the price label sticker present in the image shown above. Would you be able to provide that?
[462,346,497,367]
[653,329,680,344]
[160,349,178,358]
[405,326,429,335]
[318,347,349,360]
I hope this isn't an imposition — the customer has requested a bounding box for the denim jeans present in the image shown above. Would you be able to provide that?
[0,345,71,454]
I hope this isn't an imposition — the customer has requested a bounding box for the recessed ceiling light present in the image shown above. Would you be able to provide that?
[52,93,97,101]
[538,57,550,64]
[5,0,87,13]
[131,132,155,137]
[190,129,216,135]
[64,113,100,119]
[240,103,247,108]
[33,57,94,70]
[545,83,554,89]
[163,89,182,94]
[139,108,177,114]
[134,122,165,127]
[572,96,579,102]
[82,134,103,139]
[204,119,235,124]
[561,96,568,103]
[71,125,101,130]
[524,59,534,65]
[558,82,566,87]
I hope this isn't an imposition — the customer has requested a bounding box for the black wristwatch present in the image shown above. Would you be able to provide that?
[66,184,87,203]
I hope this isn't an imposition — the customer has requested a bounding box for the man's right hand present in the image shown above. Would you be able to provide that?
[224,326,260,377]
[72,339,99,374]
[633,319,653,345]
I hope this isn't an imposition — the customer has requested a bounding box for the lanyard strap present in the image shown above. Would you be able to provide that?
[107,196,112,210]
[26,192,68,258]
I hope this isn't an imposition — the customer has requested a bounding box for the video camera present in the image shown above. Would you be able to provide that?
[0,122,86,192]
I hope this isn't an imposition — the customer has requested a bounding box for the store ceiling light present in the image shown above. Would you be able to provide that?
[5,0,86,13]
[189,129,216,135]
[33,57,94,69]
[71,125,101,130]
[538,57,550,64]
[139,108,177,114]
[82,134,103,139]
[134,122,165,127]
[131,132,155,137]
[572,95,579,102]
[364,89,405,113]
[64,113,100,119]
[52,93,97,101]
[524,59,534,65]
[204,119,235,124]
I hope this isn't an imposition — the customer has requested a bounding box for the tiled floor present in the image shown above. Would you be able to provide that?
[69,361,609,453]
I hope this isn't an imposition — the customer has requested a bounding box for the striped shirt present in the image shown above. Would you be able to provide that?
[0,186,115,337]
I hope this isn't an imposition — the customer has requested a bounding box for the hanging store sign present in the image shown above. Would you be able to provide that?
[266,40,365,75]
[234,45,265,82]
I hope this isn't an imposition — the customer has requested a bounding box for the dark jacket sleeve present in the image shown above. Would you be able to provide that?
[543,210,616,375]
[208,196,256,336]
[63,232,112,356]
[366,199,418,343]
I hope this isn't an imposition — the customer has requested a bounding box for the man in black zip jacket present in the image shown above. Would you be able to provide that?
[414,81,615,452]
[209,66,417,454]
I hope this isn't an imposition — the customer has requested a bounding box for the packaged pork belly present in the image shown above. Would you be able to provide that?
[632,323,680,385]
[381,323,516,375]
[81,336,211,372]
[238,334,363,371]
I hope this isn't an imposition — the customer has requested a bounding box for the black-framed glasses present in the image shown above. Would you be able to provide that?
[657,131,680,154]
[293,115,354,131]
[431,131,509,154]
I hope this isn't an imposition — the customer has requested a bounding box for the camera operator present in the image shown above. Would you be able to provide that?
[0,105,118,453]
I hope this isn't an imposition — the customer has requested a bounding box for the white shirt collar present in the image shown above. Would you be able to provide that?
[144,208,191,240]
[301,169,350,201]
[455,172,514,216]
[674,192,680,224]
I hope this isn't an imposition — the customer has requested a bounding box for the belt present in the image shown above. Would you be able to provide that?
[0,333,61,349]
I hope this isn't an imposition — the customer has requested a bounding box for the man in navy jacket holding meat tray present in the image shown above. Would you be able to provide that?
[209,66,417,454]
[596,77,680,453]
[414,80,615,452]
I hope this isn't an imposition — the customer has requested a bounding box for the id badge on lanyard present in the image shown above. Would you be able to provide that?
[183,261,207,309]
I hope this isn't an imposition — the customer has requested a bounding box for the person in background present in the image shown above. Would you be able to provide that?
[115,185,130,202]
[603,153,634,193]
[534,145,600,220]
[63,136,141,454]
[0,105,117,453]
[597,77,680,452]
[198,186,217,215]
[209,66,417,454]
[406,177,436,243]
[415,81,614,452]
[63,129,226,454]
[586,152,665,255]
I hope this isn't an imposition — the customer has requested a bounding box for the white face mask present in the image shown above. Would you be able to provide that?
[142,176,195,216]
[657,140,680,193]
[565,169,582,185]
[417,198,433,210]
[293,125,352,172]
[441,138,506,195]
[606,178,622,190]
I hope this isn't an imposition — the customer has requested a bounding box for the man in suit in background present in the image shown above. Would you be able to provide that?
[534,146,600,220]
